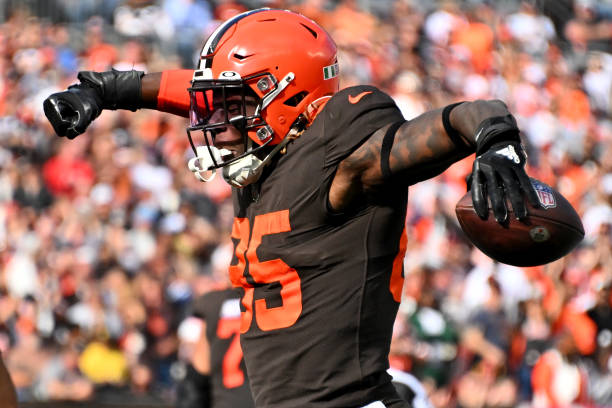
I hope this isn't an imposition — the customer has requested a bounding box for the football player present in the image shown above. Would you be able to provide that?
[43,8,540,408]
[177,287,255,408]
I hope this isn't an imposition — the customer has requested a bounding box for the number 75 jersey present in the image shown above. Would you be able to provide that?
[228,86,409,408]
[193,289,255,408]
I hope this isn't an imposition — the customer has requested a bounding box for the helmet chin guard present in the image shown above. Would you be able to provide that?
[189,129,297,188]
[188,146,233,182]
[186,69,293,187]
[222,154,265,188]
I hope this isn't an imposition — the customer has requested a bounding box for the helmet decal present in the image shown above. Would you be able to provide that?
[199,8,270,69]
[323,63,339,80]
[219,71,241,79]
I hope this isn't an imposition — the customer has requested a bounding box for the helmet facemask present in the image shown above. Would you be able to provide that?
[187,70,296,187]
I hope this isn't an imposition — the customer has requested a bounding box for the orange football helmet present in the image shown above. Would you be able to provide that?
[186,8,339,186]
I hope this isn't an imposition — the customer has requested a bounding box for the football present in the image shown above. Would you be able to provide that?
[455,179,584,267]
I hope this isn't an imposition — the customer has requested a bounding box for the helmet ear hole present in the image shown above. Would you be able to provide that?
[284,91,308,107]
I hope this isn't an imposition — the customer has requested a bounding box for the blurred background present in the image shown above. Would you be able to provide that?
[0,0,611,407]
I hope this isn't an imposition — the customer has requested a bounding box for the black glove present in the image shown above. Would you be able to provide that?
[469,115,540,223]
[43,84,103,139]
[43,69,144,139]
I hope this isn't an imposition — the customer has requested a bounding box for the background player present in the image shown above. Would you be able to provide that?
[43,8,540,408]
[177,287,255,408]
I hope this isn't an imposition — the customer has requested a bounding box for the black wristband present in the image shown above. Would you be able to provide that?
[77,69,144,111]
[380,120,405,179]
[474,114,520,155]
[442,102,471,151]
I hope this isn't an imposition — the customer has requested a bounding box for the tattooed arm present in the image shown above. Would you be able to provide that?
[330,100,539,221]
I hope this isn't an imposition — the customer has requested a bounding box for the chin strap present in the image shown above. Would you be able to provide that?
[222,136,295,187]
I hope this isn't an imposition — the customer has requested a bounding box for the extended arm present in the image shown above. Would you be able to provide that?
[43,69,193,139]
[331,100,540,222]
[176,320,212,408]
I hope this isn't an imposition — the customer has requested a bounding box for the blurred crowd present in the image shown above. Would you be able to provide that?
[0,0,611,406]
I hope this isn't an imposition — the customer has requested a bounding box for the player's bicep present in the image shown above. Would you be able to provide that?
[192,320,211,374]
[386,108,471,185]
[328,125,387,212]
[336,109,459,180]
[330,109,472,211]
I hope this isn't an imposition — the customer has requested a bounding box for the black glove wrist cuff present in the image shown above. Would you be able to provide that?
[474,114,521,155]
[77,69,145,111]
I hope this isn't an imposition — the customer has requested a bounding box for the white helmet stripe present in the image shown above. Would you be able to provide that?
[198,8,271,69]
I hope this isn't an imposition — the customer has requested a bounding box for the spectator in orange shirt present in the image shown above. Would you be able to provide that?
[531,329,591,407]
[327,0,376,49]
[294,0,331,30]
[450,5,495,74]
[82,18,118,72]
[556,75,591,130]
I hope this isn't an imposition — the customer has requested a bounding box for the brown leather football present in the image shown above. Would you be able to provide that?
[455,179,584,267]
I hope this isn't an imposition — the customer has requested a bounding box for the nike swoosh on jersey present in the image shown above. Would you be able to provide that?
[348,91,373,104]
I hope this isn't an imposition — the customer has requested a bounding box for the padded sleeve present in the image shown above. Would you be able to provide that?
[157,69,193,117]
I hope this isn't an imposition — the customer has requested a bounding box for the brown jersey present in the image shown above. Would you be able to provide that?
[193,288,255,408]
[228,85,410,407]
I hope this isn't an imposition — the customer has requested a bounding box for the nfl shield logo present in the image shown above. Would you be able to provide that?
[531,180,556,209]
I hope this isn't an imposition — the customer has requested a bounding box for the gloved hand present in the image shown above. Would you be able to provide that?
[43,69,144,139]
[43,84,103,139]
[469,115,540,223]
